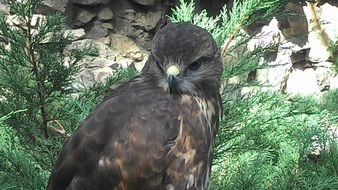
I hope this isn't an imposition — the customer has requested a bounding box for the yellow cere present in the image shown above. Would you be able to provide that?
[166,65,180,76]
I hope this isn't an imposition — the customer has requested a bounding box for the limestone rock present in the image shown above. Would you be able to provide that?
[280,2,308,39]
[0,0,9,15]
[101,22,113,30]
[280,35,310,53]
[110,34,142,56]
[31,14,45,27]
[68,39,119,88]
[37,0,68,14]
[303,2,336,62]
[71,0,104,5]
[110,33,148,71]
[5,15,23,26]
[75,8,96,26]
[86,20,108,39]
[249,18,293,92]
[128,0,156,6]
[95,36,111,45]
[330,74,338,90]
[320,3,338,45]
[285,68,321,96]
[112,5,164,49]
[133,59,147,72]
[98,8,113,21]
[65,28,86,40]
[315,62,334,91]
[256,50,293,92]
[67,39,116,60]
[131,11,162,31]
[5,13,45,28]
[95,67,113,83]
[247,18,282,51]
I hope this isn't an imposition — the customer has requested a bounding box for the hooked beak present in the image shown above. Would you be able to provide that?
[166,65,180,94]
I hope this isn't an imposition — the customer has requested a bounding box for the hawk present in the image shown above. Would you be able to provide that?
[47,23,223,190]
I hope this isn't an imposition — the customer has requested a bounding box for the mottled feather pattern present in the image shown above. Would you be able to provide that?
[165,95,219,190]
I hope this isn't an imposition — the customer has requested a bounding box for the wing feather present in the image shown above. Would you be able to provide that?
[47,77,180,190]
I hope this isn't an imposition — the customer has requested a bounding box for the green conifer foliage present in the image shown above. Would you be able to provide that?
[0,110,48,190]
[169,0,338,189]
[0,0,88,139]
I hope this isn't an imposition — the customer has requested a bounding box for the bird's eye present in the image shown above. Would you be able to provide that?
[188,61,202,70]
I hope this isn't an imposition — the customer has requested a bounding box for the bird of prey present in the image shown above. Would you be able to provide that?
[47,22,223,190]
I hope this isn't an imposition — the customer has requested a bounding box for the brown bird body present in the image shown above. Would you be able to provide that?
[47,23,223,190]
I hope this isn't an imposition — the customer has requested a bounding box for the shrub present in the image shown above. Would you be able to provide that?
[170,0,338,189]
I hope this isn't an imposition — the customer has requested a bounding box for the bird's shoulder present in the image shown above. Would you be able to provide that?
[70,75,180,147]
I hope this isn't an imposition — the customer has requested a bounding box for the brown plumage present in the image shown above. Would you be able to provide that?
[47,23,223,190]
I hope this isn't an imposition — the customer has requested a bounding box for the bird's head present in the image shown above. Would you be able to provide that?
[142,23,223,97]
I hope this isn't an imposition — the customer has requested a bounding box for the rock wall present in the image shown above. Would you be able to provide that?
[46,0,176,87]
[67,0,173,50]
[228,0,338,97]
[1,0,178,87]
[1,0,338,95]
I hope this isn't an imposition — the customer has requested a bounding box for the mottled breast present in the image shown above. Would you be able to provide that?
[165,94,220,190]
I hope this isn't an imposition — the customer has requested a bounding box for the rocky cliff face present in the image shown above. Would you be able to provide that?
[1,0,176,87]
[67,0,172,50]
[259,1,337,96]
[225,0,338,97]
[58,0,175,87]
[1,0,338,95]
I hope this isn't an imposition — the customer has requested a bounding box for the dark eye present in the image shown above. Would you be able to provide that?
[188,61,202,70]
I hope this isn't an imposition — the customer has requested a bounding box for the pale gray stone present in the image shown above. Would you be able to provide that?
[0,0,9,15]
[285,68,321,96]
[133,60,147,72]
[247,18,282,51]
[86,21,108,39]
[101,22,114,30]
[282,2,308,39]
[75,8,96,26]
[65,28,86,40]
[128,0,156,6]
[98,8,113,21]
[256,50,293,92]
[315,62,334,91]
[303,3,338,62]
[31,14,45,27]
[95,36,111,45]
[95,67,113,83]
[330,74,338,90]
[320,3,338,44]
[109,34,140,53]
[37,0,68,14]
[109,33,148,71]
[71,0,104,5]
[135,11,162,31]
